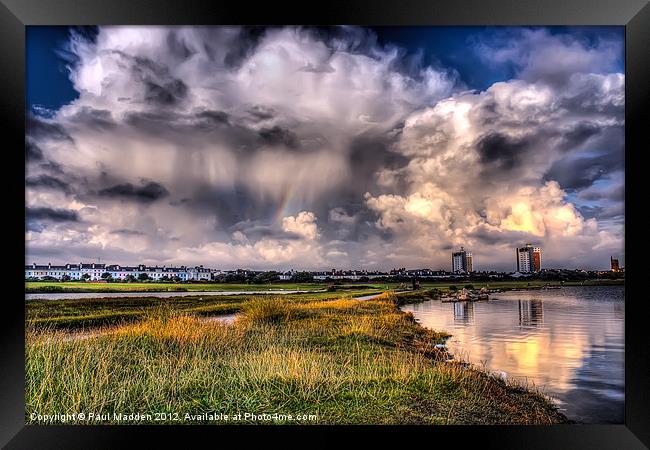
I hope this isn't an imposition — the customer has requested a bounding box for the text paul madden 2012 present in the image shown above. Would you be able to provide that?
[29,412,319,423]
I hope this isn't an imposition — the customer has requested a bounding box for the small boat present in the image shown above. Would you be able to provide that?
[456,288,471,301]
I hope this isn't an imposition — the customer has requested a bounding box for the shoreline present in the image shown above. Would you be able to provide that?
[393,287,625,423]
[25,278,623,295]
[26,291,569,425]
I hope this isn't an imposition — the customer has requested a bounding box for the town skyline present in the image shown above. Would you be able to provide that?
[26,26,624,272]
[25,245,624,274]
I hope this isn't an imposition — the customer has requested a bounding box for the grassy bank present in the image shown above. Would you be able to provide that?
[25,278,623,294]
[26,292,567,425]
[26,290,381,330]
[25,281,327,293]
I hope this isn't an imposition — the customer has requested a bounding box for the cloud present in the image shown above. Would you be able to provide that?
[299,61,336,73]
[258,126,299,148]
[26,114,73,142]
[26,141,44,161]
[329,207,356,225]
[27,207,79,222]
[281,211,319,240]
[365,55,623,269]
[25,26,624,270]
[98,182,170,202]
[474,28,623,86]
[110,228,146,236]
[26,174,71,193]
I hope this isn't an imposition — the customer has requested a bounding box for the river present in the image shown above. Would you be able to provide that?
[400,285,624,423]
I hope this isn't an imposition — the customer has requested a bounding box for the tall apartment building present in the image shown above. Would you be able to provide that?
[610,256,620,272]
[452,246,473,273]
[516,244,542,273]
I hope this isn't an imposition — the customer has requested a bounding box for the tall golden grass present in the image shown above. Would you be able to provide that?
[26,294,567,424]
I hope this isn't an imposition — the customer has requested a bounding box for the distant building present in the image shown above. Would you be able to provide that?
[610,256,620,272]
[451,247,473,273]
[26,262,212,281]
[516,244,542,273]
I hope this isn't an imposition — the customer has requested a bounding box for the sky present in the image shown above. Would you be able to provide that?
[25,26,625,271]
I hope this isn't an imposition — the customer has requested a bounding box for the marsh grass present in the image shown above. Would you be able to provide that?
[25,290,379,330]
[26,292,567,425]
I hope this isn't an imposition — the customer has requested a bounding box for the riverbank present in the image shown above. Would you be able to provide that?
[26,292,568,424]
[25,278,623,294]
[400,285,624,423]
[24,281,328,294]
[25,290,380,330]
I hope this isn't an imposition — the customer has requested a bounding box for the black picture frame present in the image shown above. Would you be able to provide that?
[2,0,648,448]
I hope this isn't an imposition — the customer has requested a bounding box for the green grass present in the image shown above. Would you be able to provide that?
[26,291,567,425]
[25,278,622,294]
[25,290,383,330]
[25,281,328,293]
[406,279,623,290]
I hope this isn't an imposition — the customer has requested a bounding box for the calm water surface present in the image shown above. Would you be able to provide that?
[401,286,624,423]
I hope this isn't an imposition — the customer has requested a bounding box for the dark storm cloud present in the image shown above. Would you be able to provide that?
[229,220,276,239]
[169,198,191,206]
[25,26,623,270]
[26,140,43,161]
[578,183,624,202]
[469,226,537,246]
[110,229,146,236]
[476,132,532,171]
[165,30,197,60]
[67,107,116,130]
[559,122,601,152]
[469,227,506,245]
[26,174,71,193]
[188,184,278,229]
[258,126,299,148]
[26,114,73,142]
[123,110,181,127]
[559,80,624,116]
[39,160,65,175]
[195,110,230,126]
[111,50,189,107]
[220,26,266,68]
[544,150,624,191]
[27,207,79,222]
[144,79,188,106]
[578,204,623,221]
[349,134,410,192]
[247,105,276,121]
[98,181,169,202]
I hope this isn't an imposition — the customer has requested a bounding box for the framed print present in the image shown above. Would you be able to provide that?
[1,0,649,448]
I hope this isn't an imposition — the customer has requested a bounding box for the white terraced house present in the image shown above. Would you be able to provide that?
[25,263,68,280]
[80,263,106,280]
[25,262,216,281]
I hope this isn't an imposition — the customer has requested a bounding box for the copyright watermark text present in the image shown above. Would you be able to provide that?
[28,411,318,424]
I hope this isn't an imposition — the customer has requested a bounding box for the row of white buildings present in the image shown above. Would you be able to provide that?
[25,263,213,281]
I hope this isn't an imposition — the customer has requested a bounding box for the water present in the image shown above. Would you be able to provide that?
[401,286,624,423]
[25,289,314,301]
[201,313,240,325]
